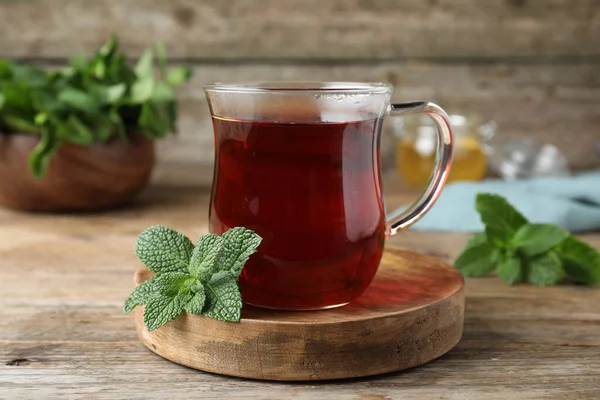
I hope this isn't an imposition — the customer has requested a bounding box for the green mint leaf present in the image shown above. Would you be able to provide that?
[31,90,63,113]
[185,277,204,293]
[152,272,191,297]
[34,112,48,126]
[129,225,263,327]
[64,115,95,145]
[203,271,243,322]
[188,233,224,279]
[108,107,128,143]
[93,60,107,79]
[0,93,5,110]
[497,255,522,285]
[12,65,47,87]
[107,53,134,83]
[221,227,262,276]
[58,88,101,114]
[68,55,88,71]
[138,101,173,138]
[135,49,154,79]
[0,59,11,78]
[131,78,155,103]
[152,81,175,102]
[475,193,528,248]
[465,231,488,248]
[123,277,156,313]
[454,242,496,277]
[556,236,600,285]
[511,223,570,256]
[104,83,127,104]
[99,34,118,59]
[527,252,565,286]
[135,225,194,274]
[143,292,193,331]
[85,114,115,142]
[28,126,60,178]
[2,115,39,133]
[0,80,34,111]
[166,67,192,87]
[184,286,206,314]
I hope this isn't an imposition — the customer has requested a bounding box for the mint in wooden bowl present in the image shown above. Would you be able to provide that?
[0,34,192,212]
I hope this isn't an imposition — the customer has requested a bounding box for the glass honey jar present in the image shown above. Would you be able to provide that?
[394,114,496,188]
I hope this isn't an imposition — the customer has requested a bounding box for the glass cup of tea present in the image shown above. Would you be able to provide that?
[204,82,453,310]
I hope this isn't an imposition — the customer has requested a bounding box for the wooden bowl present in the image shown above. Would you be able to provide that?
[0,132,155,212]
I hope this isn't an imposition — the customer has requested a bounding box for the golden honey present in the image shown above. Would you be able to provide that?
[394,114,493,188]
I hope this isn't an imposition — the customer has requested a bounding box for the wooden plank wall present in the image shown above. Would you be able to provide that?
[0,0,599,171]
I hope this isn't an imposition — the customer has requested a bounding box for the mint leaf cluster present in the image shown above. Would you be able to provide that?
[0,34,192,178]
[124,226,262,331]
[454,193,600,286]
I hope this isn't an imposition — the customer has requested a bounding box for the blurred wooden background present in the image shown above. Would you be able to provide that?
[0,0,598,171]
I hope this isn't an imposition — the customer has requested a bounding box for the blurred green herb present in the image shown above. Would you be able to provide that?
[0,35,192,178]
[454,193,600,286]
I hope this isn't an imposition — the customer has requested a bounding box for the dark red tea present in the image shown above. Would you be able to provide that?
[209,116,387,309]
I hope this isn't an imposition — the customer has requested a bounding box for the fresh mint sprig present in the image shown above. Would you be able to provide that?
[454,193,600,286]
[124,225,262,331]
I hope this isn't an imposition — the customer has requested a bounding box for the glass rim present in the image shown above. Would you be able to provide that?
[203,81,393,94]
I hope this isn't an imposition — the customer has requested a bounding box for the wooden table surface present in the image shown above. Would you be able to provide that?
[1,166,599,400]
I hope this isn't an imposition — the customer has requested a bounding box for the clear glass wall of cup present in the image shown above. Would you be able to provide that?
[204,82,454,310]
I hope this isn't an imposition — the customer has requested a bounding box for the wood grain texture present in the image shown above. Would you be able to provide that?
[133,248,465,381]
[0,166,599,398]
[0,0,598,59]
[156,62,600,170]
[2,341,600,400]
[0,132,155,212]
[4,304,600,346]
[1,1,598,171]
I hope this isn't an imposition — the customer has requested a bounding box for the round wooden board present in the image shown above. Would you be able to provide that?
[133,246,465,381]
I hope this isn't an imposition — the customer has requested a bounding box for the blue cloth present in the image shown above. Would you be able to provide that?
[398,170,600,233]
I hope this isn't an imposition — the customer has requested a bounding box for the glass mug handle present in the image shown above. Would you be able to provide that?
[386,101,454,236]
